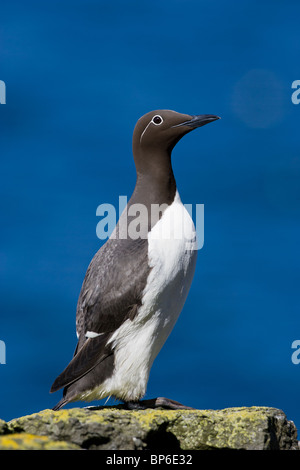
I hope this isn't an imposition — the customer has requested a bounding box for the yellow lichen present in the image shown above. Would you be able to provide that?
[0,433,80,450]
[130,409,193,429]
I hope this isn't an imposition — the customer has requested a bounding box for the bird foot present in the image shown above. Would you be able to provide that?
[124,397,194,410]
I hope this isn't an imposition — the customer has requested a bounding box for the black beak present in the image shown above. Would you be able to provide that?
[172,114,220,129]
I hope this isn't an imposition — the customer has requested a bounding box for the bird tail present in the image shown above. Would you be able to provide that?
[50,333,111,393]
[52,397,69,411]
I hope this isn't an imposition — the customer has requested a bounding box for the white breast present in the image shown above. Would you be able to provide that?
[142,190,197,357]
[85,191,197,402]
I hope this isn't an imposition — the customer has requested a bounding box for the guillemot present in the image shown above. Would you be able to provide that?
[50,110,220,410]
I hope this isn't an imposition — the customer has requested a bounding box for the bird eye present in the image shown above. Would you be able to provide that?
[152,115,163,125]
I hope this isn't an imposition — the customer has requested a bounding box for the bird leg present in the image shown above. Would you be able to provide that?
[124,397,194,410]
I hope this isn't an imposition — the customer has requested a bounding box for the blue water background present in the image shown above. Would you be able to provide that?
[0,0,300,430]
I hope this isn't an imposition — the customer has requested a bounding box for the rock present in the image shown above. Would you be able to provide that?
[1,406,297,450]
[0,419,8,435]
[0,433,81,450]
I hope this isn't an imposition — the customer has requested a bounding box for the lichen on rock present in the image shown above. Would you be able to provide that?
[0,406,298,450]
[0,433,81,450]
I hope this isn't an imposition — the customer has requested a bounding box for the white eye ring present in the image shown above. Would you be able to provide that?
[151,115,163,125]
[140,114,164,143]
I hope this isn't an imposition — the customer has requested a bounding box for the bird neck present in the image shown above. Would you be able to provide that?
[132,148,177,207]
